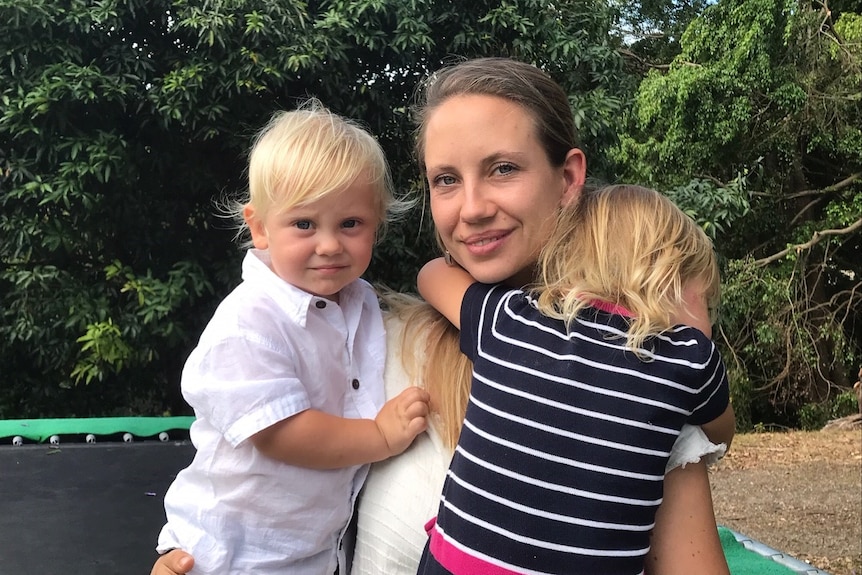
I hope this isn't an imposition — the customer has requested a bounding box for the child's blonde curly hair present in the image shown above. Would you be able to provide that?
[535,184,720,355]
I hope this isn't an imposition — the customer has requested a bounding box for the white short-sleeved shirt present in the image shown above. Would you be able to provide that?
[157,249,386,575]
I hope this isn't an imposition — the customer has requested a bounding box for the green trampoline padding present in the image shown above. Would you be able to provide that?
[720,526,829,575]
[722,527,793,574]
[0,416,194,442]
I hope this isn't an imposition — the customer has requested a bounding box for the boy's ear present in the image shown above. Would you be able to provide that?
[560,148,586,208]
[244,205,269,249]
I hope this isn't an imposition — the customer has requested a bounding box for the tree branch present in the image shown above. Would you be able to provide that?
[785,172,862,200]
[755,217,862,267]
[617,48,670,71]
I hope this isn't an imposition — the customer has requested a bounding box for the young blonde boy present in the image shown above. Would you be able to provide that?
[157,100,429,575]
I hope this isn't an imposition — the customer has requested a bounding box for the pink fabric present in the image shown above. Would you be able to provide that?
[428,523,525,575]
[589,299,634,317]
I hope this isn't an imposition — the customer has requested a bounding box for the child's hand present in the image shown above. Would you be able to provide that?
[150,550,194,575]
[375,386,430,457]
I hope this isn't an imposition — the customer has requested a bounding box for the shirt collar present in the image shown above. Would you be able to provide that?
[241,249,362,328]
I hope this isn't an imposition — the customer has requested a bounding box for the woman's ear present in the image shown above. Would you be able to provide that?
[244,205,269,249]
[560,148,587,208]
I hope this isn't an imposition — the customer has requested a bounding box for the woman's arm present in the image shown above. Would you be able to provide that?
[150,550,193,575]
[645,461,730,575]
[416,257,476,329]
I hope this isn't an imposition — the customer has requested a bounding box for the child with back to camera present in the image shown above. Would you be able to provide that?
[155,99,430,575]
[417,184,734,575]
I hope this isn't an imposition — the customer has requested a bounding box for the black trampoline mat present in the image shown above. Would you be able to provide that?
[0,441,194,573]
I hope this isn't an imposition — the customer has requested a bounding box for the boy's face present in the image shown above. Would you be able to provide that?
[245,178,379,302]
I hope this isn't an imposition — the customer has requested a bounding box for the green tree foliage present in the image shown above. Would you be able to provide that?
[616,0,862,426]
[613,0,711,65]
[0,0,628,417]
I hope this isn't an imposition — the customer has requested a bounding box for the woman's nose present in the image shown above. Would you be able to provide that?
[460,180,496,222]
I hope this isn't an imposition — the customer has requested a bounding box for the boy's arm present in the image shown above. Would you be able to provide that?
[251,386,429,469]
[416,257,476,330]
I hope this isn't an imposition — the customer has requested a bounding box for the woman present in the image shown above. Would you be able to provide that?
[152,57,732,575]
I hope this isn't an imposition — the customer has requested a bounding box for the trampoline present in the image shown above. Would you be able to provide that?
[0,418,833,574]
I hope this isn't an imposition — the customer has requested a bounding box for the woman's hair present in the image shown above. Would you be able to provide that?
[412,57,580,171]
[232,98,410,242]
[399,57,583,449]
[535,184,721,353]
[382,291,472,450]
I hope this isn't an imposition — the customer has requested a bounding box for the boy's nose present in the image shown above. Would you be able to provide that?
[316,233,343,255]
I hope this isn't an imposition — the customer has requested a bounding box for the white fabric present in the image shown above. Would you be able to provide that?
[351,316,725,575]
[158,249,386,575]
[665,423,726,472]
[352,317,451,575]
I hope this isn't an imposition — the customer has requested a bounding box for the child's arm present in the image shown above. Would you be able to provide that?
[701,404,735,450]
[673,279,736,449]
[416,257,476,329]
[251,386,430,469]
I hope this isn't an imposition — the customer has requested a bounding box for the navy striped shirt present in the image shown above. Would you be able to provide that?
[423,283,729,575]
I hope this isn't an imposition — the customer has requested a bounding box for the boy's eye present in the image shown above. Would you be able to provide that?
[342,219,358,229]
[294,220,312,230]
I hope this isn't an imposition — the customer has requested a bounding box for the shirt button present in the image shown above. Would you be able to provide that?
[315,300,326,309]
[351,379,360,390]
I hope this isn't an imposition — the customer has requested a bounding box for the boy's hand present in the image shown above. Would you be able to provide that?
[374,386,430,456]
[150,550,194,575]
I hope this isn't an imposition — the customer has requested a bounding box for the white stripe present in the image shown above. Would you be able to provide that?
[446,461,656,530]
[473,370,680,436]
[456,436,664,499]
[437,497,651,558]
[507,292,712,368]
[472,358,691,416]
[485,298,709,395]
[468,390,673,458]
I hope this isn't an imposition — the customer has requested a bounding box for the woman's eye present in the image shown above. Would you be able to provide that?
[496,163,516,175]
[433,174,456,186]
[294,220,312,230]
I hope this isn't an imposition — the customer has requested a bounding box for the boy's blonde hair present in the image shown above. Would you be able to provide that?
[235,99,409,240]
[535,184,720,353]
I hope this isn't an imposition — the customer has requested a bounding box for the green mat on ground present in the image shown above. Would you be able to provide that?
[720,526,822,574]
[0,416,194,442]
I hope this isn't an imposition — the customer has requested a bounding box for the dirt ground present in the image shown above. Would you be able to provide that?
[709,428,862,575]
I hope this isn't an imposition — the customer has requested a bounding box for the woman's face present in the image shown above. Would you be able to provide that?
[423,94,585,286]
